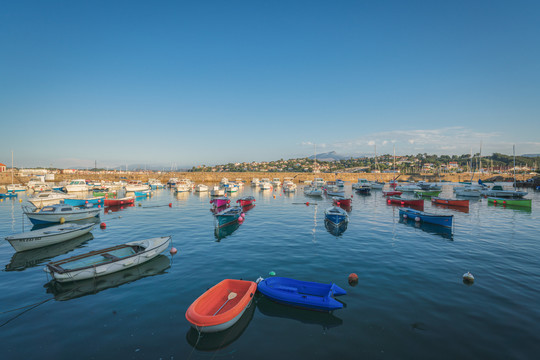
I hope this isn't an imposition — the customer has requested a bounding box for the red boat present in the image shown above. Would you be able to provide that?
[332,196,352,207]
[387,196,424,207]
[383,191,402,197]
[236,196,256,207]
[431,197,469,207]
[104,197,135,206]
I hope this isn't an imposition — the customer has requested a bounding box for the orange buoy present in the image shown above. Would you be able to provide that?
[100,222,106,229]
[306,202,310,206]
[170,247,178,255]
[169,203,172,207]
[348,273,359,286]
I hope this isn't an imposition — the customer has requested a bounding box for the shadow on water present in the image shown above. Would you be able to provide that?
[487,201,532,213]
[214,221,241,241]
[324,219,348,237]
[256,295,343,330]
[5,233,94,272]
[104,203,135,213]
[186,296,256,351]
[431,203,470,213]
[44,254,171,301]
[398,217,454,240]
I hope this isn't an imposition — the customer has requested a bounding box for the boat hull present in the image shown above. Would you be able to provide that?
[64,197,105,207]
[25,208,101,225]
[399,208,453,228]
[186,279,257,333]
[487,197,532,208]
[6,223,95,252]
[104,197,135,206]
[431,197,469,207]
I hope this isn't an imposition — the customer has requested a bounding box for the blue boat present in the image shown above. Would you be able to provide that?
[214,206,243,228]
[257,277,347,312]
[324,206,349,226]
[398,208,453,228]
[0,192,18,198]
[134,190,152,197]
[63,197,105,207]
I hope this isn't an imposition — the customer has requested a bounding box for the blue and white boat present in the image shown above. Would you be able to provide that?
[398,208,453,228]
[0,192,18,198]
[257,277,347,312]
[214,206,243,228]
[63,196,105,207]
[324,206,349,227]
[23,204,101,225]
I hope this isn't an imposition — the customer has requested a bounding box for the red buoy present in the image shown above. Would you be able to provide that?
[306,202,310,206]
[348,273,359,286]
[170,247,178,255]
[100,222,106,229]
[169,203,172,207]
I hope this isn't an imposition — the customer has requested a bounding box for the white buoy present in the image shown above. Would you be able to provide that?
[415,216,421,222]
[463,271,475,284]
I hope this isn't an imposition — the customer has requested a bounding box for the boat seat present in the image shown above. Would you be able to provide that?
[102,253,120,260]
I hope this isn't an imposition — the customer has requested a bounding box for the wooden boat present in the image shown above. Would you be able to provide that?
[236,196,256,207]
[257,276,347,312]
[431,197,469,207]
[386,196,424,207]
[64,196,105,207]
[5,223,95,252]
[383,190,402,197]
[210,197,230,209]
[414,189,442,198]
[324,206,349,226]
[23,204,101,225]
[332,196,352,207]
[214,206,243,228]
[186,279,257,333]
[44,236,171,282]
[399,208,453,228]
[104,196,135,206]
[487,197,532,208]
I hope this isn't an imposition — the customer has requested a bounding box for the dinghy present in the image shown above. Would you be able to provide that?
[44,236,171,282]
[5,223,95,252]
[186,279,257,333]
[257,276,346,312]
[236,196,256,207]
[399,208,453,228]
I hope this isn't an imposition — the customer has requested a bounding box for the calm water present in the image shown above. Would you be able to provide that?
[1,184,539,359]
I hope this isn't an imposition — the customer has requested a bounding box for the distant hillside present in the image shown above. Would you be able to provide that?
[522,154,540,158]
[308,151,351,161]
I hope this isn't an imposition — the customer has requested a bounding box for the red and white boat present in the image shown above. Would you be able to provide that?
[104,197,135,206]
[431,197,469,207]
[236,196,256,207]
[386,196,424,208]
[383,191,402,197]
[332,196,352,207]
[186,279,257,333]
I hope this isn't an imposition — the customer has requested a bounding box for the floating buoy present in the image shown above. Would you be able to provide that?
[169,203,172,207]
[19,199,22,203]
[269,271,276,276]
[348,273,359,286]
[273,195,276,199]
[59,217,65,224]
[170,247,178,255]
[415,216,421,222]
[238,217,244,224]
[241,213,245,217]
[306,202,310,206]
[100,222,106,229]
[463,271,475,284]
[138,203,142,207]
[85,200,88,204]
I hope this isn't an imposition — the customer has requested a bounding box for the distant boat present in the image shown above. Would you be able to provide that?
[27,190,70,208]
[413,189,442,198]
[125,180,150,192]
[282,179,297,192]
[186,279,258,333]
[104,196,135,207]
[383,191,402,197]
[195,184,209,192]
[257,277,347,312]
[386,196,424,208]
[481,185,527,198]
[304,185,323,196]
[0,192,18,198]
[44,236,171,282]
[23,204,101,225]
[210,186,225,196]
[5,223,95,252]
[271,178,281,187]
[7,184,27,193]
[431,197,469,208]
[487,197,532,208]
[332,196,352,208]
[210,197,230,209]
[64,179,89,192]
[399,208,453,228]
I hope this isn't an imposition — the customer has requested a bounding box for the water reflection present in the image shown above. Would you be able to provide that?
[44,254,171,301]
[398,217,454,240]
[324,218,348,237]
[215,221,241,241]
[256,296,343,330]
[104,203,135,213]
[487,201,532,213]
[185,298,256,351]
[431,203,470,213]
[5,233,94,272]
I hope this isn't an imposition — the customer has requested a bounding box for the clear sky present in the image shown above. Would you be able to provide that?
[1,0,539,169]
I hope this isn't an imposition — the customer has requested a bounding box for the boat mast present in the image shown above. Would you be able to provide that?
[393,145,396,180]
[11,150,14,186]
[513,144,516,190]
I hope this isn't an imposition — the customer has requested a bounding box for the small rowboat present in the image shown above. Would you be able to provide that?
[386,196,424,207]
[210,197,230,209]
[214,206,243,228]
[332,196,351,207]
[64,196,105,207]
[383,191,402,197]
[5,223,95,252]
[413,189,442,198]
[236,196,256,207]
[399,208,453,228]
[324,206,349,226]
[186,279,257,333]
[104,197,135,207]
[431,197,469,207]
[487,197,532,208]
[44,236,171,282]
[23,204,101,225]
[257,276,347,312]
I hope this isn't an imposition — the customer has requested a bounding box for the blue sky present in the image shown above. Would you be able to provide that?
[1,0,539,169]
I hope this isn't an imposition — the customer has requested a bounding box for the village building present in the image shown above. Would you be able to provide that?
[0,163,6,172]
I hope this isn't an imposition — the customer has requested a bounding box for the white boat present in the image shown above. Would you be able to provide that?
[395,184,420,192]
[65,179,89,192]
[352,178,370,190]
[370,181,385,190]
[325,185,345,197]
[313,178,326,187]
[148,179,164,189]
[27,190,70,208]
[304,186,323,196]
[454,187,482,197]
[227,184,239,193]
[175,184,191,193]
[251,178,260,187]
[5,223,95,252]
[195,184,209,192]
[27,179,52,192]
[480,185,527,198]
[44,236,172,282]
[125,180,150,192]
[23,204,101,225]
[260,180,273,190]
[7,184,27,193]
[210,186,225,196]
[283,180,297,192]
[272,178,281,187]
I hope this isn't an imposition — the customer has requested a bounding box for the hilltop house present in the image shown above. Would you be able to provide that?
[0,163,6,172]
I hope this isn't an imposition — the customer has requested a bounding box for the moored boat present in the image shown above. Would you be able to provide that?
[63,196,105,207]
[414,189,442,198]
[5,223,95,252]
[386,196,424,208]
[0,192,18,198]
[186,279,258,333]
[383,190,402,197]
[399,208,453,228]
[104,197,135,206]
[481,185,527,198]
[324,206,349,226]
[332,196,352,207]
[236,196,256,207]
[431,197,469,207]
[487,197,532,208]
[44,236,171,282]
[23,204,101,225]
[214,206,243,228]
[257,276,347,312]
[64,179,89,192]
[210,197,230,209]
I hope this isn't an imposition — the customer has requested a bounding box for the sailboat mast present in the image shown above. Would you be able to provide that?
[513,145,516,190]
[11,150,14,185]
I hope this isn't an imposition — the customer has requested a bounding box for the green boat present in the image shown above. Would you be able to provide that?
[93,191,116,197]
[414,190,442,198]
[487,197,532,208]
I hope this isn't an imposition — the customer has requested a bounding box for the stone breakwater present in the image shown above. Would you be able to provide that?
[0,171,534,186]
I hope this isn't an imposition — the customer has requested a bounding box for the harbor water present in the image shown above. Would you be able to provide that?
[1,184,539,359]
